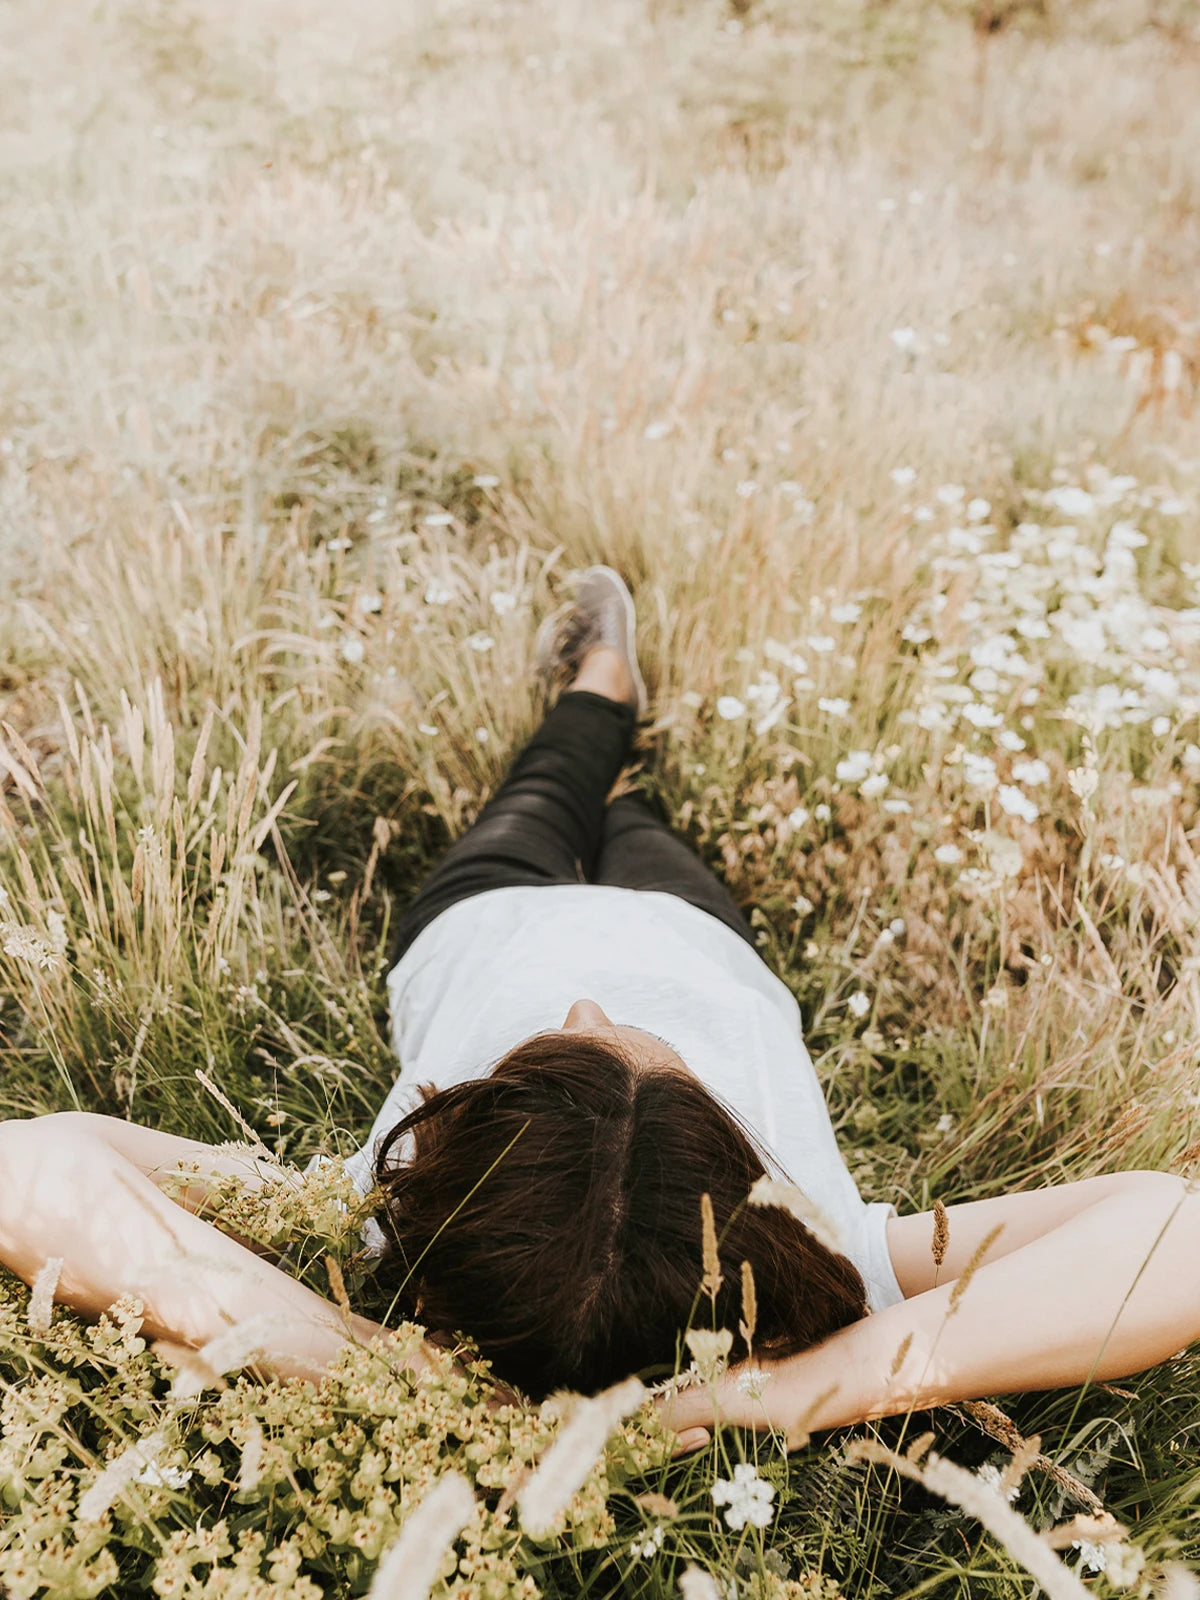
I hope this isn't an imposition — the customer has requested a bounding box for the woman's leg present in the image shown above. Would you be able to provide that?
[390,686,636,964]
[593,791,757,948]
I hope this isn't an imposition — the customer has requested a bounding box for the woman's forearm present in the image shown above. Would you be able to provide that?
[0,1118,382,1385]
[663,1172,1199,1448]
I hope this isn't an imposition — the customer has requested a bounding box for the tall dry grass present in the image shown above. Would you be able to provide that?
[2,0,1200,1594]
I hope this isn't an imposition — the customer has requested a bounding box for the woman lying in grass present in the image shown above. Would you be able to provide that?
[0,568,1197,1452]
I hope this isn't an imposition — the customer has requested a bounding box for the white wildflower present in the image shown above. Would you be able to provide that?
[787,807,810,829]
[935,1113,955,1133]
[934,844,962,865]
[860,774,889,799]
[489,590,518,615]
[339,637,365,665]
[367,1473,477,1599]
[716,696,747,720]
[792,893,814,916]
[890,327,918,352]
[836,751,872,784]
[902,622,932,644]
[736,479,759,499]
[999,730,1027,751]
[961,702,1004,729]
[1011,758,1050,785]
[1072,1540,1107,1574]
[475,728,490,744]
[466,632,495,653]
[472,473,500,488]
[630,1523,665,1559]
[814,803,832,822]
[847,991,871,1018]
[997,785,1039,823]
[711,1463,776,1530]
[518,1377,646,1537]
[977,1463,1020,1504]
[1,923,61,972]
[966,497,992,522]
[417,723,439,737]
[936,484,966,505]
[830,601,862,625]
[422,511,455,527]
[356,591,383,614]
[423,579,455,606]
[890,466,916,487]
[736,1366,773,1399]
[134,1460,193,1490]
[806,633,836,653]
[643,420,672,440]
[1046,485,1095,517]
[883,798,912,813]
[962,752,998,791]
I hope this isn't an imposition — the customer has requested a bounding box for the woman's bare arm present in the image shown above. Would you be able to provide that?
[0,1114,413,1384]
[659,1169,1199,1450]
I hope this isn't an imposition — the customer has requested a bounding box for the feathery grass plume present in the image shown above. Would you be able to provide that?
[366,1471,476,1600]
[517,1376,646,1538]
[958,1400,1102,1513]
[237,1422,265,1494]
[931,1199,950,1280]
[1001,1430,1043,1500]
[679,1568,722,1600]
[1160,1563,1200,1599]
[78,1428,169,1522]
[747,1176,846,1255]
[1041,1511,1128,1550]
[905,1430,935,1463]
[947,1223,1005,1314]
[700,1191,722,1301]
[739,1259,757,1348]
[26,1255,63,1336]
[325,1254,352,1318]
[169,1312,297,1400]
[634,1491,679,1517]
[846,1439,1093,1600]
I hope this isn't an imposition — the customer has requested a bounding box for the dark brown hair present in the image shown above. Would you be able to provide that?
[372,1033,868,1400]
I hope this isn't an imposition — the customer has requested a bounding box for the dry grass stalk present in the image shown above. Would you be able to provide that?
[931,1199,950,1280]
[947,1224,1006,1315]
[194,1069,273,1160]
[365,1472,476,1600]
[700,1192,722,1302]
[739,1258,757,1348]
[1041,1511,1129,1550]
[746,1176,846,1256]
[324,1255,352,1319]
[954,1400,1103,1513]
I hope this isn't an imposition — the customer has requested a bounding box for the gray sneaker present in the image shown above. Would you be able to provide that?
[534,565,648,717]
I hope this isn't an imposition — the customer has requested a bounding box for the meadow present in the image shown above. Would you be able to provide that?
[2,0,1200,1593]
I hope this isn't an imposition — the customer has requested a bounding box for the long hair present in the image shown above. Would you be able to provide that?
[372,1032,868,1400]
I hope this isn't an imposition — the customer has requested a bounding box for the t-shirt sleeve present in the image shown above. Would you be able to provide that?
[858,1200,905,1314]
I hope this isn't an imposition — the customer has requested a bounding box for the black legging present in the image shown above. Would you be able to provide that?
[391,690,756,964]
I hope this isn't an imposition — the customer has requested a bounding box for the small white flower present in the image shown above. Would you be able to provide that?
[806,634,836,653]
[466,632,495,653]
[998,730,1027,752]
[836,751,873,784]
[860,774,889,799]
[716,695,747,720]
[960,702,1004,729]
[818,697,850,717]
[339,637,365,665]
[934,843,962,865]
[643,420,672,440]
[1046,485,1094,518]
[888,917,906,935]
[962,752,998,791]
[997,785,1039,823]
[1153,715,1171,737]
[890,327,918,352]
[424,580,455,606]
[417,723,439,737]
[736,479,759,499]
[914,505,934,522]
[814,803,832,822]
[489,590,518,615]
[890,466,916,487]
[966,497,992,522]
[936,483,966,505]
[902,622,932,644]
[423,511,455,527]
[735,1367,773,1399]
[787,808,810,829]
[883,798,912,813]
[711,1463,776,1531]
[792,893,814,916]
[976,1463,1019,1504]
[473,473,500,488]
[935,1113,955,1133]
[1072,1539,1108,1574]
[847,991,871,1019]
[630,1523,665,1559]
[830,601,862,625]
[133,1461,193,1490]
[475,728,491,744]
[1011,757,1050,786]
[356,591,383,614]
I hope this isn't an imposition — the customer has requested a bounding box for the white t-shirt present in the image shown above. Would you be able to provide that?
[339,883,904,1316]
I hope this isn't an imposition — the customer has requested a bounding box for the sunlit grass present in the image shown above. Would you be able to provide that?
[2,0,1199,1593]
